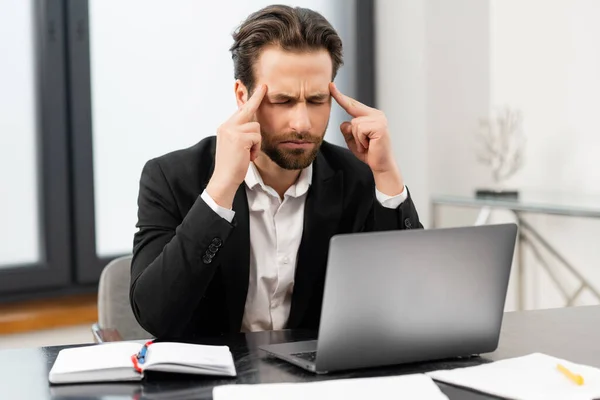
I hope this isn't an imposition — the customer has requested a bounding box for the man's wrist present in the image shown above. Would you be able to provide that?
[205,179,239,209]
[373,167,405,197]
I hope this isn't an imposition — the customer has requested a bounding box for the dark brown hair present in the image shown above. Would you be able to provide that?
[230,5,344,92]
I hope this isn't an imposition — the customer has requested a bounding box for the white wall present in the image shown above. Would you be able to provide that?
[375,0,428,224]
[89,0,357,257]
[425,0,493,221]
[376,0,600,310]
[376,0,492,228]
[490,0,600,309]
[0,0,40,266]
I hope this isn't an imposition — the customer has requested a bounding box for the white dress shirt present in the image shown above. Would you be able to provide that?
[200,162,408,332]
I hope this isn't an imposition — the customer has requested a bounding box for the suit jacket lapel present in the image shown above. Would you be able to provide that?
[287,152,343,328]
[219,184,250,332]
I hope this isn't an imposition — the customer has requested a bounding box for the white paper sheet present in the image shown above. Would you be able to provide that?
[213,374,449,400]
[428,353,600,400]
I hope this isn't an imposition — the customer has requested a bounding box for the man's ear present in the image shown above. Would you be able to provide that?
[234,79,249,109]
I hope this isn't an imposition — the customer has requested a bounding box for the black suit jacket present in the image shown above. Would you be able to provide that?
[130,136,422,339]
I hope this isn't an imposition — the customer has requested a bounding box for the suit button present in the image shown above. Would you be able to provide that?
[404,219,412,229]
[202,254,213,264]
[208,244,219,253]
[211,238,222,247]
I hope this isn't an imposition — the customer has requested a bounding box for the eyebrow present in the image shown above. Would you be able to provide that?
[269,92,330,102]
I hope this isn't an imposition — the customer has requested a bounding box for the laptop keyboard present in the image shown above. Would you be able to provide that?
[291,351,317,363]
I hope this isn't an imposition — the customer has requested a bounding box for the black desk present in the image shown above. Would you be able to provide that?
[3,306,599,399]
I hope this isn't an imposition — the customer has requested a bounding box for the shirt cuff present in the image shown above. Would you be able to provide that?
[375,185,408,209]
[200,190,236,223]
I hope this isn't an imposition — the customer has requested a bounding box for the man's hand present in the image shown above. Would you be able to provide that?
[206,84,267,209]
[329,82,404,195]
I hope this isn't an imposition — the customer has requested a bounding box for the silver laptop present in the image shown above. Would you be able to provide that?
[260,223,518,374]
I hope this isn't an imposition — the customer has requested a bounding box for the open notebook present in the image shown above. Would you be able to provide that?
[49,341,236,384]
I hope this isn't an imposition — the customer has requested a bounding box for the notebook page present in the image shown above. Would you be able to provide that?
[49,342,143,384]
[143,342,235,375]
[213,375,448,400]
[51,343,141,375]
[428,353,600,400]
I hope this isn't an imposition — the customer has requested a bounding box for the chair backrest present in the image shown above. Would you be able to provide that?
[98,255,152,340]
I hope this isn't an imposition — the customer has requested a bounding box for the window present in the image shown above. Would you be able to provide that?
[0,0,71,295]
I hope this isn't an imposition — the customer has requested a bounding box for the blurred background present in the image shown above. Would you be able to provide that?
[1,0,599,348]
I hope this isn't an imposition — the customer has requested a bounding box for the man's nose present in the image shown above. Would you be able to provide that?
[290,103,312,133]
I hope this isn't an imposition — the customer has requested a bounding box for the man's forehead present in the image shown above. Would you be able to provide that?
[263,78,330,96]
[254,47,333,92]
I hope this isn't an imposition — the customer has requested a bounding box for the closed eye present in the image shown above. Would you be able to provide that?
[307,94,330,104]
[269,93,329,105]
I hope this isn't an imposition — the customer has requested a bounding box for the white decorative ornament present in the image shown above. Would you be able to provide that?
[476,106,526,189]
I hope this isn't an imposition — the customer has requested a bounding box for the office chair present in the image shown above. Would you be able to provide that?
[92,255,152,342]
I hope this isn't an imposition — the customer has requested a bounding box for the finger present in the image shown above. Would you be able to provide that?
[351,118,374,149]
[350,116,374,125]
[250,142,261,161]
[350,115,373,146]
[249,134,262,161]
[351,123,368,153]
[246,84,267,113]
[329,82,372,117]
[353,121,378,150]
[239,122,261,133]
[237,84,267,121]
[243,132,262,148]
[340,121,353,143]
[340,121,360,154]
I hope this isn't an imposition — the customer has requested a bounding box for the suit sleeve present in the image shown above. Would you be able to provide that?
[130,159,234,338]
[364,186,423,232]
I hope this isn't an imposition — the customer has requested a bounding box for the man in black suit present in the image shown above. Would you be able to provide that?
[130,5,422,339]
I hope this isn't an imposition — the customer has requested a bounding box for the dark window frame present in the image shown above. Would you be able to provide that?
[0,0,73,297]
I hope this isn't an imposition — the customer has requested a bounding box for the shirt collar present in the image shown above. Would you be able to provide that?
[244,162,313,198]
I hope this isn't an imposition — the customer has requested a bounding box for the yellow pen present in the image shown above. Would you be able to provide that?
[557,363,585,386]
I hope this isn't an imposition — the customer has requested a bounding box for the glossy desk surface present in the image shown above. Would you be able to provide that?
[2,306,598,399]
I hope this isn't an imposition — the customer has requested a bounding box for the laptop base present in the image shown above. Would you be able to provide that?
[261,340,329,374]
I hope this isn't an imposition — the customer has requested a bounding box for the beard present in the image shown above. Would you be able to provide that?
[261,130,325,170]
